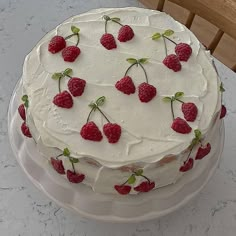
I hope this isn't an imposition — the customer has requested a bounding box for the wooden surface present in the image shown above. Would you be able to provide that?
[139,0,236,70]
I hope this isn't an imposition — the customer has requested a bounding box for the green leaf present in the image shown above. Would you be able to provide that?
[52,72,63,80]
[127,175,136,184]
[69,157,79,163]
[190,137,199,148]
[111,17,120,21]
[194,129,202,140]
[63,68,73,76]
[220,82,225,92]
[96,96,106,106]
[63,148,70,157]
[21,95,28,102]
[138,58,149,64]
[151,32,161,40]
[24,100,29,108]
[135,169,143,176]
[162,97,172,102]
[163,29,174,36]
[174,92,184,99]
[88,102,97,110]
[103,15,110,21]
[71,25,80,34]
[126,58,137,64]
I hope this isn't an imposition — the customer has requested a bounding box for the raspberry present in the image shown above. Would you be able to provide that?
[21,122,32,138]
[220,105,227,119]
[175,43,192,61]
[103,123,121,144]
[62,46,80,62]
[171,117,192,134]
[80,121,103,141]
[18,104,26,120]
[50,157,65,174]
[66,170,85,183]
[53,91,73,109]
[118,25,134,42]
[114,185,131,195]
[100,33,117,50]
[134,181,155,192]
[138,82,157,103]
[182,102,198,122]
[68,77,86,97]
[163,54,181,72]
[115,76,136,95]
[195,143,211,160]
[48,36,66,54]
[179,158,194,172]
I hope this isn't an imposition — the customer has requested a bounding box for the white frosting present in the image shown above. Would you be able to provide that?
[22,7,221,171]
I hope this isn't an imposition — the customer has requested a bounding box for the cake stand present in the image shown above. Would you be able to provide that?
[8,80,225,223]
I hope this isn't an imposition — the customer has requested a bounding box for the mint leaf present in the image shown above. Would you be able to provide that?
[71,25,80,34]
[138,58,149,64]
[96,96,106,106]
[63,68,73,76]
[111,17,120,21]
[135,169,143,176]
[194,129,202,140]
[220,82,225,92]
[69,157,79,163]
[152,32,161,40]
[126,58,137,64]
[63,148,70,157]
[127,175,136,184]
[163,29,174,36]
[162,97,172,102]
[52,72,63,80]
[174,92,184,99]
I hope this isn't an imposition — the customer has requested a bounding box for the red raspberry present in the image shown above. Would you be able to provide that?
[179,158,194,172]
[48,36,66,54]
[66,170,85,183]
[114,185,131,195]
[18,104,26,120]
[118,25,134,42]
[220,105,227,119]
[115,76,136,95]
[53,91,73,109]
[100,33,117,50]
[50,157,65,174]
[21,122,32,138]
[175,43,192,61]
[163,54,181,72]
[182,102,198,122]
[80,121,103,141]
[62,46,80,62]
[68,77,86,97]
[134,181,155,193]
[103,123,121,144]
[195,143,211,160]
[171,117,192,134]
[138,82,157,103]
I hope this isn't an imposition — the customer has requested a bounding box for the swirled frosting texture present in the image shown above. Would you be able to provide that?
[23,7,221,167]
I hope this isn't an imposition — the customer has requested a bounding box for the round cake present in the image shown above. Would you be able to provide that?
[18,7,225,195]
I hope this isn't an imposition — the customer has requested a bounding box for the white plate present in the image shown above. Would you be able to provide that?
[8,80,225,223]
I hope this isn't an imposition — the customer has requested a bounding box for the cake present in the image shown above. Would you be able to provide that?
[18,7,226,195]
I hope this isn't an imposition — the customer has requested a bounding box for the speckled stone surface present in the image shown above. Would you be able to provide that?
[1,0,236,235]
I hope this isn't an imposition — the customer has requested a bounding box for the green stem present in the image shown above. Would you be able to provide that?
[171,99,175,120]
[175,98,184,104]
[96,107,110,123]
[121,174,134,186]
[58,77,62,93]
[124,62,138,76]
[140,174,151,183]
[71,161,76,174]
[86,107,96,123]
[64,33,80,46]
[138,62,149,84]
[56,154,63,159]
[163,36,167,57]
[162,35,177,45]
[105,20,108,33]
[75,34,80,47]
[111,19,123,26]
[64,33,77,40]
[186,145,194,161]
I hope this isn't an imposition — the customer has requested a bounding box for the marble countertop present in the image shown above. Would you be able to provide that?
[1,0,236,235]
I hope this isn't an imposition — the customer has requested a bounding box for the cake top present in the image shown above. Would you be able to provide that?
[23,7,220,167]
